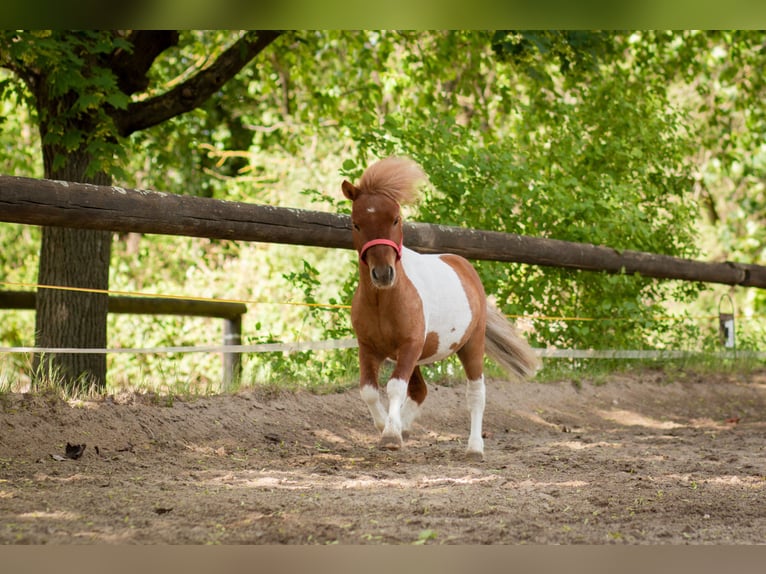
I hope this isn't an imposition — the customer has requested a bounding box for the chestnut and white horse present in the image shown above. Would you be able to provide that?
[342,157,538,459]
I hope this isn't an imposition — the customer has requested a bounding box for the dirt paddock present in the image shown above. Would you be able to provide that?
[1,369,764,544]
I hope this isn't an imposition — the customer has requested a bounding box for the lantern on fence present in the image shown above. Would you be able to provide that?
[718,294,735,349]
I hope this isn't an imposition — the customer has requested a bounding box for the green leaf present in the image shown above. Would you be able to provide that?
[106,92,130,110]
[60,129,84,150]
[413,529,437,545]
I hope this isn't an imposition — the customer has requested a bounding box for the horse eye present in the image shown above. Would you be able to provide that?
[353,223,360,231]
[393,216,401,226]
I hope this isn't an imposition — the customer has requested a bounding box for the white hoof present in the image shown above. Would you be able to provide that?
[379,433,403,450]
[466,436,484,460]
[465,448,485,462]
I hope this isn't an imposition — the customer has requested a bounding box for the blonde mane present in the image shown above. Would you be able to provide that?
[357,157,426,205]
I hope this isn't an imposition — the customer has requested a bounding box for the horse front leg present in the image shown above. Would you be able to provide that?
[358,346,386,432]
[380,345,421,450]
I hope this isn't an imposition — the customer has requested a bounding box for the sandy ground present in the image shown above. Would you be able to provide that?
[1,369,764,545]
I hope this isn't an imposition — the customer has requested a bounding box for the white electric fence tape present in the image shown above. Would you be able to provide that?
[0,340,760,359]
[0,338,360,355]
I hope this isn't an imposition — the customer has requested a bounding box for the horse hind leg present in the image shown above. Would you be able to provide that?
[458,337,487,460]
[360,383,387,432]
[465,375,486,460]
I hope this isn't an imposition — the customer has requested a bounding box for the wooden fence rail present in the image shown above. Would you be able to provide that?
[2,174,766,288]
[0,291,245,387]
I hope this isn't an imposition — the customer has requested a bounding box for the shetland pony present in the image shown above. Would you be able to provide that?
[342,157,538,459]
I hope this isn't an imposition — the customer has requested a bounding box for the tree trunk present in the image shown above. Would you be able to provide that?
[33,146,112,393]
[34,227,112,391]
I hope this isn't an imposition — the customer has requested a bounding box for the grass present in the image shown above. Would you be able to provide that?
[0,345,363,401]
[0,353,108,400]
[533,350,765,387]
[2,344,764,404]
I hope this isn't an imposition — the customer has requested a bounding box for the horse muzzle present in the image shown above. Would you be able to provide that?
[360,239,401,289]
[369,263,396,288]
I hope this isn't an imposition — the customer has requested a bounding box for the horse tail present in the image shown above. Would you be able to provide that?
[484,303,539,380]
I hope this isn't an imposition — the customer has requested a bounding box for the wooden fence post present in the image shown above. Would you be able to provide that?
[223,315,242,390]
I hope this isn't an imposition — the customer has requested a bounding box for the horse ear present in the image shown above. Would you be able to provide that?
[342,180,360,201]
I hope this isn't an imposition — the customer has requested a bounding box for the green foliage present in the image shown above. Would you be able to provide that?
[283,259,355,341]
[491,30,616,83]
[0,30,131,179]
[3,30,766,393]
[628,31,766,318]
[123,31,244,198]
[241,256,358,392]
[0,223,39,377]
[339,34,702,351]
[0,74,42,177]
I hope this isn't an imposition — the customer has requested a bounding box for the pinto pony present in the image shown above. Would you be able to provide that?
[342,157,539,459]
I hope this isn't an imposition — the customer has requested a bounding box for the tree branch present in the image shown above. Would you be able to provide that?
[109,30,180,95]
[111,31,282,137]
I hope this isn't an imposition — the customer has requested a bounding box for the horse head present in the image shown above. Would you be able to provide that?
[342,179,403,289]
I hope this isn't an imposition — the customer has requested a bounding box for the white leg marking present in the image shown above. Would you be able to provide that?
[381,377,408,447]
[360,384,386,432]
[400,396,422,437]
[466,376,486,456]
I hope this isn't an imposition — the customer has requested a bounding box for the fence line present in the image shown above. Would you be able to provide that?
[0,280,350,310]
[0,338,359,355]
[2,284,757,373]
[2,280,732,323]
[1,175,763,385]
[1,281,752,364]
[3,174,766,287]
[2,340,762,361]
[0,290,245,388]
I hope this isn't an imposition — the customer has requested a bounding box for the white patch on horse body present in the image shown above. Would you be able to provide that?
[400,247,473,364]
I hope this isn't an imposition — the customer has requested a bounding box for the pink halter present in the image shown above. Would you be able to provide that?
[359,238,403,265]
